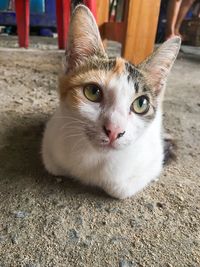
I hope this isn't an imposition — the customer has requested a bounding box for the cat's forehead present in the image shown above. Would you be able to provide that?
[88,56,141,78]
[60,56,153,101]
[87,56,148,93]
[81,56,143,84]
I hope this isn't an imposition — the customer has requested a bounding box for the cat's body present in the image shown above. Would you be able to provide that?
[42,106,163,198]
[42,5,181,199]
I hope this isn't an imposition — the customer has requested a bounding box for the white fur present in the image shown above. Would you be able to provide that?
[41,5,181,199]
[42,93,164,199]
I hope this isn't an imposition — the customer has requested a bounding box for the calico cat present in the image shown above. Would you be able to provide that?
[42,5,181,199]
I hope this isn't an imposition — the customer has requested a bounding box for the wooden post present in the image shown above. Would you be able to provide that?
[96,0,109,49]
[96,0,109,26]
[123,0,161,65]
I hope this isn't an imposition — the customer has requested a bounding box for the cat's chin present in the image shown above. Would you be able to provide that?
[91,140,127,152]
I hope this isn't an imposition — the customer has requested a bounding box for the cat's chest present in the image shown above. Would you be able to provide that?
[59,141,146,182]
[53,111,163,182]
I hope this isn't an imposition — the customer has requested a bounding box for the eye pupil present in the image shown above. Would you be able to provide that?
[92,87,99,95]
[139,98,144,107]
[83,84,102,102]
[131,95,150,115]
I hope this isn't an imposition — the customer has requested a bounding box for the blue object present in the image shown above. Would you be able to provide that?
[39,28,54,37]
[30,0,45,13]
[0,0,10,11]
[0,0,57,27]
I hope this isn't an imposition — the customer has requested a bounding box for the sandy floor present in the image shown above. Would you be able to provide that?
[0,46,200,267]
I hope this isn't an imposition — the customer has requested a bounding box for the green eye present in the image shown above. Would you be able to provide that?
[131,95,150,115]
[83,84,102,102]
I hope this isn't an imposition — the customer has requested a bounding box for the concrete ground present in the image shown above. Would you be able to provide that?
[0,38,200,267]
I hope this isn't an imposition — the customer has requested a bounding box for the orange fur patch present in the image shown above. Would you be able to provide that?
[113,58,126,75]
[106,57,126,86]
[59,58,127,109]
[59,69,108,108]
[59,75,82,108]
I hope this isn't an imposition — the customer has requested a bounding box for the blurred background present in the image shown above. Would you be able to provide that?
[0,0,199,64]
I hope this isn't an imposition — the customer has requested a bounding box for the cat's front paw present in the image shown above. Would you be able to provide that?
[103,184,138,199]
[42,151,66,177]
[105,190,135,199]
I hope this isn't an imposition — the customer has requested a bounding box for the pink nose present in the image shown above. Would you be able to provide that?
[103,124,125,143]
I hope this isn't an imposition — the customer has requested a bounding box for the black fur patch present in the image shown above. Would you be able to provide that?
[108,58,117,70]
[163,135,177,165]
[125,62,141,80]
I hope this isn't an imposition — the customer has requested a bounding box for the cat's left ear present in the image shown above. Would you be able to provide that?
[139,37,181,95]
[65,5,106,72]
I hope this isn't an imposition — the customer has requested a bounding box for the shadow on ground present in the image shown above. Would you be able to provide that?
[0,115,108,200]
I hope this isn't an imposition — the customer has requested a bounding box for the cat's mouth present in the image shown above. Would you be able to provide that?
[91,136,122,150]
[100,140,117,149]
[85,128,124,150]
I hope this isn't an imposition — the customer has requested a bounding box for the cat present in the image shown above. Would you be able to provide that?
[41,5,181,199]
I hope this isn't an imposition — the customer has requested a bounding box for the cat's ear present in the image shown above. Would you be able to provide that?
[65,5,106,72]
[139,37,181,95]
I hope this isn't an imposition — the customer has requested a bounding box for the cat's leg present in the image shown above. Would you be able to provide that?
[42,115,67,176]
[102,177,143,199]
[42,144,66,177]
[42,151,66,176]
[103,177,156,199]
[103,182,141,199]
[103,164,162,199]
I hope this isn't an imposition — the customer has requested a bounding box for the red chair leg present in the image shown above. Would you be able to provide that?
[56,0,71,49]
[15,0,30,48]
[83,0,97,20]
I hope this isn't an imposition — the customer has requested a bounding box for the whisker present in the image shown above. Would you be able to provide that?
[71,136,87,152]
[62,133,83,140]
[61,124,83,131]
[59,121,86,131]
[57,119,86,125]
[59,120,86,130]
[54,115,86,124]
[61,129,80,135]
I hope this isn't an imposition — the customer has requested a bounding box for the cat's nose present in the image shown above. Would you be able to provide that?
[103,125,125,142]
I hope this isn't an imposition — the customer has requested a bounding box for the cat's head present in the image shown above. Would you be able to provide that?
[59,5,181,151]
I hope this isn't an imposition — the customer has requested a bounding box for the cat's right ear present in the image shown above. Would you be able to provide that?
[138,37,181,95]
[64,5,106,72]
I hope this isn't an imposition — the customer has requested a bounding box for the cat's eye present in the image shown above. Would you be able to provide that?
[131,95,150,115]
[83,84,102,103]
